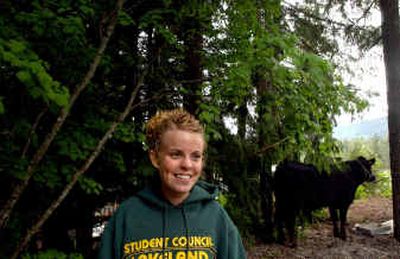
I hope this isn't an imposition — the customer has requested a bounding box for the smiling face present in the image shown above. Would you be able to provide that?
[149,129,205,205]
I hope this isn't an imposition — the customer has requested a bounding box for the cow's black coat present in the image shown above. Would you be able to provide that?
[274,156,376,247]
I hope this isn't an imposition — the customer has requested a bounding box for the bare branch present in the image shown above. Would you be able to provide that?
[256,137,289,155]
[354,1,376,25]
[21,107,48,159]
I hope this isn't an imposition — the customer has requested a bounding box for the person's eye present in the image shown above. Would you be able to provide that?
[170,152,181,159]
[191,153,202,161]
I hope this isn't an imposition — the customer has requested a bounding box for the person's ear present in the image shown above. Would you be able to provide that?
[149,150,159,168]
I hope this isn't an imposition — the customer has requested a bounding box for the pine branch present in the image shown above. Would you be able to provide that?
[283,2,376,31]
[283,2,381,50]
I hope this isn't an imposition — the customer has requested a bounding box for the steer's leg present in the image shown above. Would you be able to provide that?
[329,207,340,238]
[339,206,349,240]
[275,205,285,245]
[286,211,297,248]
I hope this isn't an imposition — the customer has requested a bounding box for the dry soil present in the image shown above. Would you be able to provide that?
[247,196,400,258]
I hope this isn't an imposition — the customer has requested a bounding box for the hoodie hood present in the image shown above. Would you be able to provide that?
[136,180,219,208]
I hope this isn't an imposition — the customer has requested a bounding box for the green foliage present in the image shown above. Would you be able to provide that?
[34,160,63,189]
[0,0,375,256]
[339,135,391,198]
[139,9,178,45]
[7,158,30,181]
[223,192,257,246]
[114,123,137,143]
[198,0,369,241]
[78,176,103,195]
[103,151,126,173]
[22,250,83,259]
[216,193,228,207]
[198,103,223,141]
[339,136,390,171]
[203,0,367,170]
[55,130,97,161]
[0,39,70,107]
[0,97,4,113]
[356,170,392,199]
[118,10,135,26]
[311,208,329,223]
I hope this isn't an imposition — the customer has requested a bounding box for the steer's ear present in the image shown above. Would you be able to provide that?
[369,158,376,165]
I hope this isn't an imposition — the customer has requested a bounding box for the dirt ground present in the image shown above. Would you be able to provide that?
[247,196,400,258]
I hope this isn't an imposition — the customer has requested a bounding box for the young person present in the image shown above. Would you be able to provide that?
[98,108,246,259]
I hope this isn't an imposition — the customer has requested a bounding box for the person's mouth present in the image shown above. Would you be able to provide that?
[175,174,191,180]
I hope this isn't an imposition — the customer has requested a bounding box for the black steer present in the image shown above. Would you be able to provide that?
[274,156,375,247]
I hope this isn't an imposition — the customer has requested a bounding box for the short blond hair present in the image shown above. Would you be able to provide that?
[145,108,205,151]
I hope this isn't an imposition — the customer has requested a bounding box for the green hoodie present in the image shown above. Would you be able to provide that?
[98,181,246,259]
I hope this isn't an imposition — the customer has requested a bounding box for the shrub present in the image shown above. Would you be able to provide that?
[22,250,83,259]
[355,170,392,199]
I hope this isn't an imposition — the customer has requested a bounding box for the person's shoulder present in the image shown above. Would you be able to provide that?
[202,197,233,221]
[113,193,145,215]
[205,201,239,234]
[121,195,142,206]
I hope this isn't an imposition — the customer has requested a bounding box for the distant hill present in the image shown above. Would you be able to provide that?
[333,117,388,140]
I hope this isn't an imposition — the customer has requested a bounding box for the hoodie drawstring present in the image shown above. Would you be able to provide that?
[162,205,167,258]
[163,205,189,258]
[181,206,190,256]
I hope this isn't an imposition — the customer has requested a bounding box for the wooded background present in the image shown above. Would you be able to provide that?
[0,0,398,258]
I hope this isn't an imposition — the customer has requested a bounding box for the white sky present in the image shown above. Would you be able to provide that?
[330,3,387,126]
[336,44,387,126]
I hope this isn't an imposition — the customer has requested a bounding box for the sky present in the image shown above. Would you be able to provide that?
[330,4,388,126]
[337,45,387,126]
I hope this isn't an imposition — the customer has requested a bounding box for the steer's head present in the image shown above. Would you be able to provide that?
[356,156,376,182]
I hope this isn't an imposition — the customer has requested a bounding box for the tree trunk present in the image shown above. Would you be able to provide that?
[0,0,125,229]
[10,69,146,259]
[379,0,400,242]
[256,78,274,242]
[259,154,274,242]
[20,107,48,159]
[237,102,248,140]
[182,14,203,115]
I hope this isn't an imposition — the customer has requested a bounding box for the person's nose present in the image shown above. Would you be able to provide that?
[180,156,193,169]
